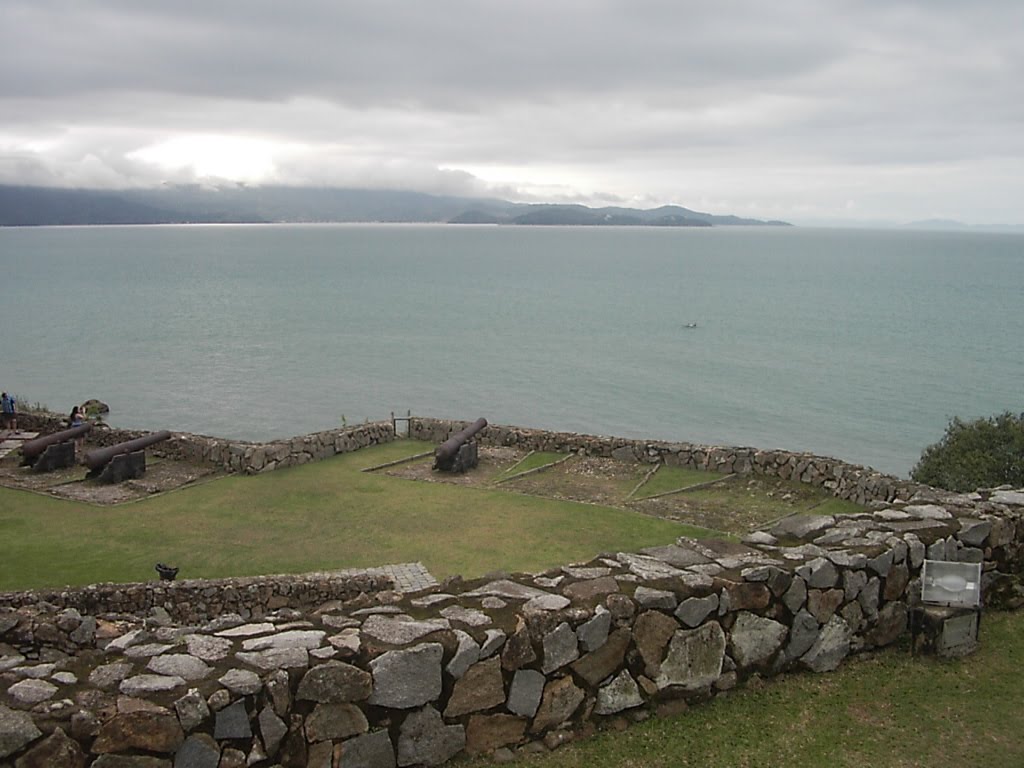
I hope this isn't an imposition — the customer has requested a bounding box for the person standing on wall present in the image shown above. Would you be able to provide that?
[1,392,16,432]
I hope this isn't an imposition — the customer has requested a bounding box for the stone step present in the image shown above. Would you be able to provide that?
[0,432,39,460]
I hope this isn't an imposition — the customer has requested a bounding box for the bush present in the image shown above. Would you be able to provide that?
[911,412,1024,492]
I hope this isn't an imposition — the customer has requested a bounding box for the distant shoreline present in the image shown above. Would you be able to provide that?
[0,183,791,228]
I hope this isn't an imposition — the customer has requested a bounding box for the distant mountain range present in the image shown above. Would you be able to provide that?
[0,184,791,228]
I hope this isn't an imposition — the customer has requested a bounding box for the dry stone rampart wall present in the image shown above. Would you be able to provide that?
[0,571,391,631]
[172,422,396,475]
[17,413,396,475]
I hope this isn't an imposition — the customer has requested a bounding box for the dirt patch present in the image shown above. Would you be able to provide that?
[630,474,847,533]
[0,446,225,505]
[376,449,647,508]
[501,455,647,507]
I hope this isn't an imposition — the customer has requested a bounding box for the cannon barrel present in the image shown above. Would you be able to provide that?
[434,418,488,468]
[83,430,172,471]
[21,424,92,460]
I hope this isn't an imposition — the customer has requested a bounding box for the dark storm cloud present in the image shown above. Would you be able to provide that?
[1,1,1022,223]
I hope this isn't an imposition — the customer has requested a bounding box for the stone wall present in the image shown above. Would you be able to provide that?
[171,422,396,475]
[0,570,392,631]
[16,412,396,475]
[409,417,925,505]
[2,472,1022,766]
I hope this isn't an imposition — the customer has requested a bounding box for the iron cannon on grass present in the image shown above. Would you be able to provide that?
[433,417,487,473]
[83,430,172,483]
[20,424,92,471]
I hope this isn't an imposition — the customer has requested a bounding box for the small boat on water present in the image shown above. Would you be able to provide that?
[683,322,698,328]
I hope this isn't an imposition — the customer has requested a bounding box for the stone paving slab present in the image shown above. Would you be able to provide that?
[0,432,38,460]
[332,562,438,594]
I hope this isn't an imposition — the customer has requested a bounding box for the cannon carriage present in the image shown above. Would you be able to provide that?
[83,430,172,483]
[20,424,92,471]
[433,417,487,473]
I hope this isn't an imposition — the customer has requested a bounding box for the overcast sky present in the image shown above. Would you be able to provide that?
[2,1,1022,225]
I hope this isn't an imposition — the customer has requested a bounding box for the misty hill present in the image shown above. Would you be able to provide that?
[0,184,791,227]
[0,185,233,226]
[497,204,709,227]
[450,202,786,227]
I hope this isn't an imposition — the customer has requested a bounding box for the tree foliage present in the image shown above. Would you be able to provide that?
[911,412,1024,492]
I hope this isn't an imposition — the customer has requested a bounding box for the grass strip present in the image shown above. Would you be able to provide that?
[499,450,535,477]
[360,450,434,472]
[631,465,731,501]
[635,473,737,502]
[625,464,661,501]
[494,452,574,484]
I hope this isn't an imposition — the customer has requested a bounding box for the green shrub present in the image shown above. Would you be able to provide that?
[911,411,1024,492]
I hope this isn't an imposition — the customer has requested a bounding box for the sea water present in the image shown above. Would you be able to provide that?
[1,223,1021,477]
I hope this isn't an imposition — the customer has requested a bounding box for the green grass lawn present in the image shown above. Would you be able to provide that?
[0,440,702,590]
[495,451,567,482]
[632,466,728,499]
[467,610,1024,768]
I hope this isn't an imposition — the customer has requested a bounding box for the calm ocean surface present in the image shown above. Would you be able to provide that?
[1,223,1021,478]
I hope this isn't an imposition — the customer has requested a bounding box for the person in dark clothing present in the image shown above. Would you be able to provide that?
[1,392,16,431]
[68,405,86,452]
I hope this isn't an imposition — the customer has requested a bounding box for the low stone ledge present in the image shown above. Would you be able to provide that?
[14,413,397,477]
[0,570,392,633]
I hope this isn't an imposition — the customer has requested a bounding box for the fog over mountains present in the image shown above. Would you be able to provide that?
[0,184,791,228]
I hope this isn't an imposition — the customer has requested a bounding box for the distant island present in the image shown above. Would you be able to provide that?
[0,184,792,228]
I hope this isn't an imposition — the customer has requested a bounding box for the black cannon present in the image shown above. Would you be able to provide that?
[84,430,172,483]
[433,417,487,473]
[20,424,92,471]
